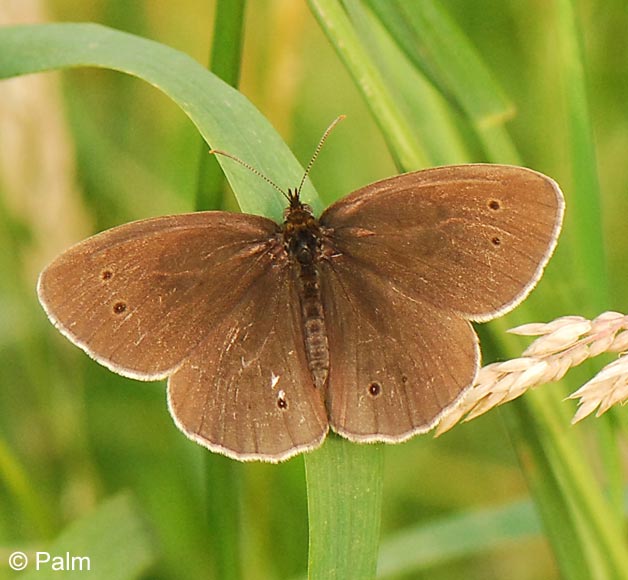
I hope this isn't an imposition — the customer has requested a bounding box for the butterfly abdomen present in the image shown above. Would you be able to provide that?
[298,263,330,389]
[283,201,330,390]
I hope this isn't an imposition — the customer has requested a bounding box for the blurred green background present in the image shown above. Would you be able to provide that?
[1,1,627,578]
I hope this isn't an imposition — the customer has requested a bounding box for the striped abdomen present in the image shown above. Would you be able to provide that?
[297,262,329,389]
[281,198,330,390]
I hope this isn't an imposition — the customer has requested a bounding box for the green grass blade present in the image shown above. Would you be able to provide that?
[301,5,424,576]
[341,0,471,166]
[307,0,430,170]
[305,434,384,580]
[366,0,513,126]
[377,498,541,577]
[366,0,520,164]
[0,22,321,220]
[198,3,247,579]
[505,396,611,579]
[195,0,246,212]
[207,0,246,86]
[554,0,608,309]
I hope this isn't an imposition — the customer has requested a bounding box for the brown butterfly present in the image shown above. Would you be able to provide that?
[37,121,564,462]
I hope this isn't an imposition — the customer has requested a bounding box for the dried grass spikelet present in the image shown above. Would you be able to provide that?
[436,311,628,435]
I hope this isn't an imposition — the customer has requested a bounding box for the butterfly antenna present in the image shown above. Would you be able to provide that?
[209,148,290,202]
[296,115,346,196]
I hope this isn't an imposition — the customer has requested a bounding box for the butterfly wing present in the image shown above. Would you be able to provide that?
[320,164,564,322]
[319,164,563,440]
[320,260,479,441]
[38,212,283,379]
[38,211,328,461]
[168,267,328,462]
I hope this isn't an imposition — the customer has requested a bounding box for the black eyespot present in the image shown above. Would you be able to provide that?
[491,237,501,246]
[113,302,127,314]
[368,382,381,397]
[401,375,408,384]
[102,270,113,280]
[277,396,288,410]
[488,199,501,211]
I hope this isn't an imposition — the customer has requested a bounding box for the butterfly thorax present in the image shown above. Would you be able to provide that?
[282,193,320,264]
[282,192,329,390]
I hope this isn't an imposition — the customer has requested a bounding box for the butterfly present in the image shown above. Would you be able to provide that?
[37,122,564,462]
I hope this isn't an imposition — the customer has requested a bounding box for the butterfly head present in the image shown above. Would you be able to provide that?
[284,187,311,213]
[282,189,320,265]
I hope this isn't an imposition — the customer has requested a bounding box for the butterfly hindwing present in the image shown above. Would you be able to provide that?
[320,257,479,441]
[168,265,328,462]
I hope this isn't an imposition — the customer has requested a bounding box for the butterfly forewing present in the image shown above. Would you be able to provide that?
[38,213,282,380]
[321,164,564,322]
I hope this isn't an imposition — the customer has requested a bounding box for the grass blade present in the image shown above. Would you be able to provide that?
[554,0,607,308]
[377,498,541,577]
[0,22,321,220]
[195,0,246,212]
[308,0,430,170]
[366,0,520,164]
[305,434,384,580]
[196,4,247,579]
